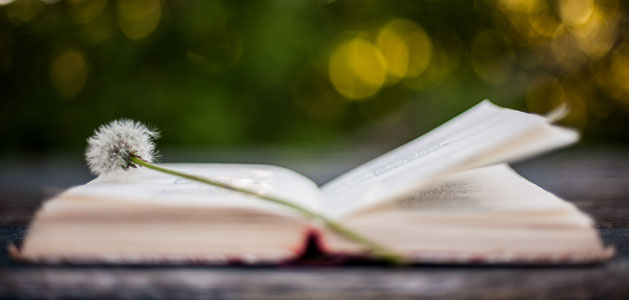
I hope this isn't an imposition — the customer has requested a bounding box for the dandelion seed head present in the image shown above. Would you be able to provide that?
[85,119,159,176]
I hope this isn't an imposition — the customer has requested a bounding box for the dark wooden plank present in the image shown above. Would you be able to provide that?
[1,261,628,300]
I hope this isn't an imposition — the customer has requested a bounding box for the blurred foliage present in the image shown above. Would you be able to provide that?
[1,0,629,154]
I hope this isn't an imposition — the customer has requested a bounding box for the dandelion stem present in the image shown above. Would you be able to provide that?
[129,156,405,265]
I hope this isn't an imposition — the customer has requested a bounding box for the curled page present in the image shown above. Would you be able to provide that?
[321,100,578,219]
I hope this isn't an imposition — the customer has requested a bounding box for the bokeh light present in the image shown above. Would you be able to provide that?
[377,21,409,83]
[604,43,629,107]
[5,0,43,24]
[571,7,618,60]
[329,37,387,100]
[116,0,161,40]
[377,19,432,82]
[558,0,594,26]
[405,32,462,91]
[68,0,107,24]
[79,10,115,44]
[329,19,432,100]
[390,20,432,78]
[471,30,515,85]
[550,25,588,71]
[50,48,88,99]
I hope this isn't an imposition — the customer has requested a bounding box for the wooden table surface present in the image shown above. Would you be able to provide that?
[1,146,628,299]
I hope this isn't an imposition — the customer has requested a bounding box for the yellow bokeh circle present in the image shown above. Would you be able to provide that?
[329,37,387,100]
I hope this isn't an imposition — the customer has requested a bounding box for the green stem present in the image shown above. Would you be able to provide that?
[129,156,404,265]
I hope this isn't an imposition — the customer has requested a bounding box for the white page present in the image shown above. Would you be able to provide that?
[462,122,577,168]
[321,100,578,218]
[61,163,322,217]
[383,164,585,216]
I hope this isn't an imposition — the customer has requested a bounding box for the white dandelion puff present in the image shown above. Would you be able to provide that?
[85,119,159,176]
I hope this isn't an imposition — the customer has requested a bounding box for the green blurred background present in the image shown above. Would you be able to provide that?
[1,0,628,155]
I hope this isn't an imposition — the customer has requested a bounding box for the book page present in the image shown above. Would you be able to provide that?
[365,164,588,221]
[460,122,577,168]
[321,100,578,218]
[61,163,323,217]
[321,164,613,263]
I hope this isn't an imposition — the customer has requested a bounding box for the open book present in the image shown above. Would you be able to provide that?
[18,100,614,264]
